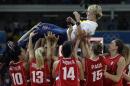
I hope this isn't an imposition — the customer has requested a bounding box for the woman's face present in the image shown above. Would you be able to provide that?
[86,8,95,20]
[108,40,118,51]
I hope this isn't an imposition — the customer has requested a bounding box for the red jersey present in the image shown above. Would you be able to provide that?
[9,61,28,86]
[55,58,80,86]
[84,57,104,86]
[123,64,130,86]
[30,59,51,86]
[103,54,123,86]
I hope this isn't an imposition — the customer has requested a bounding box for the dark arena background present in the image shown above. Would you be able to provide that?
[0,0,130,86]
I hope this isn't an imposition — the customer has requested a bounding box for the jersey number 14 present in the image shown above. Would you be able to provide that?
[62,67,75,80]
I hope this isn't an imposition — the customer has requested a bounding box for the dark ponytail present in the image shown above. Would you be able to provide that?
[115,39,124,56]
[92,42,103,56]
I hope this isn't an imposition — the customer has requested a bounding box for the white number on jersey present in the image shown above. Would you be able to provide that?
[32,71,43,84]
[92,70,102,82]
[62,67,75,80]
[11,73,23,85]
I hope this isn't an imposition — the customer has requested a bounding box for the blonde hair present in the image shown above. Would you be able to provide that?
[87,4,103,20]
[35,47,45,69]
[122,45,130,65]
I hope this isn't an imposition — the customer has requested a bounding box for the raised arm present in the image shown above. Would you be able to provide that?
[45,32,51,60]
[73,28,83,58]
[41,38,46,47]
[28,31,37,61]
[73,38,80,58]
[75,29,90,58]
[52,60,59,78]
[67,25,73,41]
[73,11,81,29]
[34,38,42,50]
[66,17,75,41]
[81,40,91,58]
[77,60,84,80]
[51,34,59,61]
[73,11,80,23]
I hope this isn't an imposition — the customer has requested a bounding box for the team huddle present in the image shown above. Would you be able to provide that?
[2,4,130,86]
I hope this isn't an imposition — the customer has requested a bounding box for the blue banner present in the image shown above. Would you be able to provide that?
[0,31,6,54]
[94,31,130,44]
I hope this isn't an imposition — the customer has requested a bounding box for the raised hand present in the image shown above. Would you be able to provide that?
[52,34,59,45]
[29,31,37,38]
[41,38,46,47]
[44,31,59,46]
[73,11,80,22]
[66,16,76,25]
[44,31,53,41]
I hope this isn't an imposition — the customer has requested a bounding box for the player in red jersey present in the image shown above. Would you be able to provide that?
[122,45,130,86]
[8,41,29,86]
[52,41,84,86]
[29,32,58,86]
[103,39,126,86]
[80,37,104,86]
[28,31,50,86]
